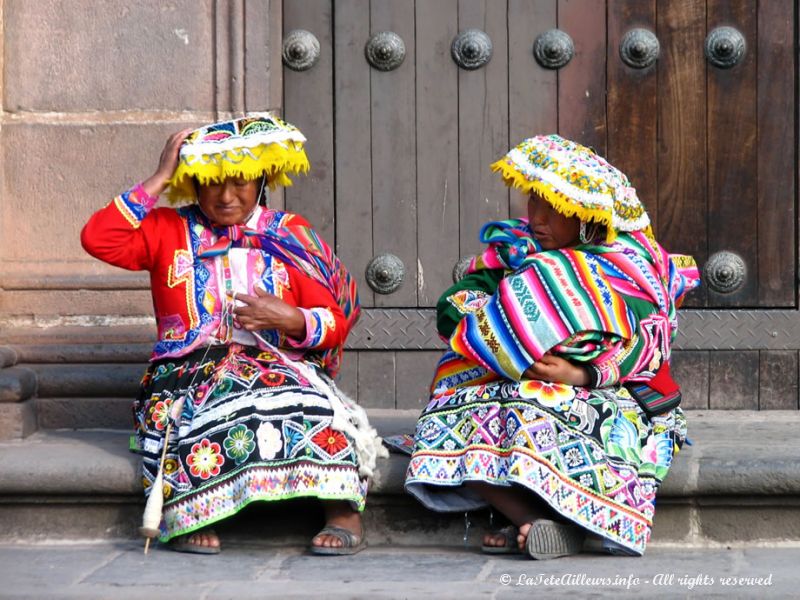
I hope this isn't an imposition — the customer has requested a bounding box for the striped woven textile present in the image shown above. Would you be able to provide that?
[450,248,636,381]
[437,219,699,387]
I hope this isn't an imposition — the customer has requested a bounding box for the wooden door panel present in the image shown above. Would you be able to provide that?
[334,0,375,307]
[558,0,607,154]
[370,0,419,307]
[757,0,795,306]
[656,0,709,307]
[607,0,658,233]
[457,0,511,258]
[283,0,335,243]
[706,0,759,307]
[416,0,460,306]
[508,0,557,218]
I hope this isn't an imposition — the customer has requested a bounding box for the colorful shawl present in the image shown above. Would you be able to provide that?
[194,208,360,377]
[433,219,699,390]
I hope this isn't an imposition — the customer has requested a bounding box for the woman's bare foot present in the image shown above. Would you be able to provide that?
[482,526,517,548]
[481,524,522,554]
[516,521,533,551]
[171,529,221,553]
[312,500,362,549]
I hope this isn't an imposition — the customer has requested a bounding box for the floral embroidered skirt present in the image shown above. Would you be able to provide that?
[134,344,366,542]
[404,378,686,555]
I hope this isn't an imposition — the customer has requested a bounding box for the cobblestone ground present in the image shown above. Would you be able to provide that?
[0,541,798,599]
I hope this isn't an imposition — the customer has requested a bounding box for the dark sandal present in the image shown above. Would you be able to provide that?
[169,530,221,555]
[309,525,366,556]
[480,525,521,554]
[524,519,585,560]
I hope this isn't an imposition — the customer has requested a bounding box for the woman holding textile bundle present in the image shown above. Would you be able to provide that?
[405,135,699,559]
[82,114,384,555]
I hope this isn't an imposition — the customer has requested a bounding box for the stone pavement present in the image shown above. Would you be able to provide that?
[1,541,797,599]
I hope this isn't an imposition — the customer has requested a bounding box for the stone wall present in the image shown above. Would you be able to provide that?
[0,0,283,329]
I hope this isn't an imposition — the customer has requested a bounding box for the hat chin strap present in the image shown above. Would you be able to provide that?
[257,173,269,207]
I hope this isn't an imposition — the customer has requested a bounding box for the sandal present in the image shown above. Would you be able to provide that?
[524,519,585,560]
[480,525,521,554]
[309,525,367,556]
[169,530,221,555]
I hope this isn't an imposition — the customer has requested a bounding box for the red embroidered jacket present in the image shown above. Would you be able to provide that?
[81,185,347,361]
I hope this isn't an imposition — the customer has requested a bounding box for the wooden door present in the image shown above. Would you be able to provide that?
[283,0,797,409]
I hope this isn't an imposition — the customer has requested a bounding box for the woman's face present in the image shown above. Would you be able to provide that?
[527,193,581,250]
[197,177,259,226]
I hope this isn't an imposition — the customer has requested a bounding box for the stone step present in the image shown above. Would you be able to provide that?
[1,411,799,549]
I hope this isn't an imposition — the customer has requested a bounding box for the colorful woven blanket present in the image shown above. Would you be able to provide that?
[435,219,699,389]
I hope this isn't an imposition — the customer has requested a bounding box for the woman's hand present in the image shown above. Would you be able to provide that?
[233,286,306,340]
[522,354,590,386]
[141,128,194,198]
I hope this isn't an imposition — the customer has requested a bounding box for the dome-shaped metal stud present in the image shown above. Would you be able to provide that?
[452,256,476,283]
[365,32,406,71]
[451,29,492,70]
[619,28,660,69]
[704,251,747,294]
[705,26,746,69]
[366,253,405,294]
[282,29,320,72]
[533,29,574,70]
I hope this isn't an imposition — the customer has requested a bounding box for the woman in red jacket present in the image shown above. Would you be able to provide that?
[82,114,382,555]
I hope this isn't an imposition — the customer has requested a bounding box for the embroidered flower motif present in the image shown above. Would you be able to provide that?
[283,426,305,455]
[192,385,210,406]
[579,473,594,488]
[256,422,283,460]
[443,439,456,451]
[223,424,256,466]
[518,379,575,410]
[261,372,286,387]
[564,447,585,468]
[163,458,179,475]
[602,469,616,488]
[186,439,224,480]
[506,419,518,436]
[419,420,441,440]
[212,377,233,397]
[312,427,349,456]
[535,428,555,448]
[149,399,171,431]
[257,351,279,363]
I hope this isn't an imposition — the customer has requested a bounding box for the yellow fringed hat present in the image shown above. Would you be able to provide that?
[491,134,651,241]
[166,112,310,204]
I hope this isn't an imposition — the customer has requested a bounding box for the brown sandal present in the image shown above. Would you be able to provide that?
[309,525,366,556]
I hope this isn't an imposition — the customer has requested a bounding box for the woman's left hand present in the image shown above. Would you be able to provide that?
[233,286,306,339]
[523,354,590,386]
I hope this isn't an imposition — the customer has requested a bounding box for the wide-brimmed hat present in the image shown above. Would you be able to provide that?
[490,134,651,241]
[166,112,310,204]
